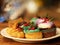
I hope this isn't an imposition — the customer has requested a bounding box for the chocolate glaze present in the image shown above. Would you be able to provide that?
[39,24,56,38]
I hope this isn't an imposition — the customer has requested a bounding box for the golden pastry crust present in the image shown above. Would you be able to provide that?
[7,28,24,38]
[25,32,42,39]
[8,18,23,29]
[7,18,25,38]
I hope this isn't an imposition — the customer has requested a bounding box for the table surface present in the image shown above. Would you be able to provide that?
[0,6,60,45]
[0,20,60,45]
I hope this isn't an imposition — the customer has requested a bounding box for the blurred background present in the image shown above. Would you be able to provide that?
[0,0,60,22]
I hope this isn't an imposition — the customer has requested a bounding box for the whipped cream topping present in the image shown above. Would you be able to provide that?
[38,22,53,28]
[36,18,53,28]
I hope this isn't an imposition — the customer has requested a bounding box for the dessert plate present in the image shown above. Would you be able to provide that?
[0,27,60,43]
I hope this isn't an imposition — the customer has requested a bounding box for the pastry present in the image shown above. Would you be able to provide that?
[36,17,56,38]
[7,18,25,38]
[23,22,42,39]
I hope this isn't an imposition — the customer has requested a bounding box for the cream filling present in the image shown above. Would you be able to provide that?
[38,22,53,28]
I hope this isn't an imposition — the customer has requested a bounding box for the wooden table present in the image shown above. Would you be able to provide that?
[0,21,60,45]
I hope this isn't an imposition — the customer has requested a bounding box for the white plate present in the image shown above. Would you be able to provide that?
[0,28,60,43]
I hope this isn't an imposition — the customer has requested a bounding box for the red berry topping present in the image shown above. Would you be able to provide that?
[29,27,35,30]
[24,23,29,26]
[42,18,49,23]
[45,18,49,21]
[31,27,35,30]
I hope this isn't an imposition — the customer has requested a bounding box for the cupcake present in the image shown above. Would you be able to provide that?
[36,17,56,38]
[22,22,42,39]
